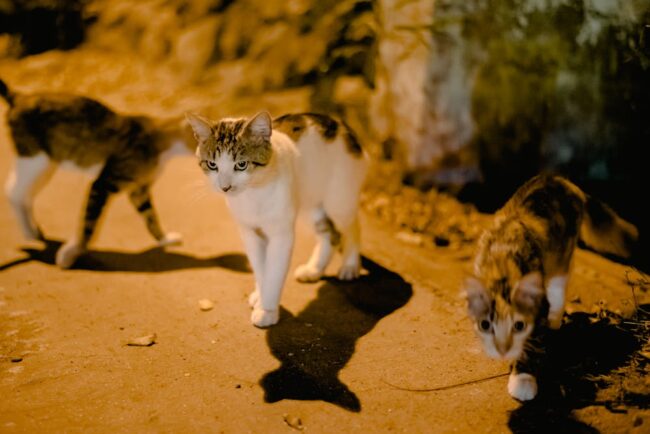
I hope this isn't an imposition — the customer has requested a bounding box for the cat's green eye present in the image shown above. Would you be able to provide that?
[479,319,491,332]
[206,160,218,171]
[513,321,526,332]
[235,161,249,171]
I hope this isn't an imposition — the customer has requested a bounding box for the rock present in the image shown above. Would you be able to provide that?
[634,415,644,427]
[283,414,304,431]
[127,334,156,347]
[198,299,214,311]
[396,231,423,246]
[10,357,22,363]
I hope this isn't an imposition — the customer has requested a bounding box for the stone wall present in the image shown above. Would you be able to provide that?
[2,0,649,205]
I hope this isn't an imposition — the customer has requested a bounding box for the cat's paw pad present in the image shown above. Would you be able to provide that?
[338,264,361,281]
[251,308,279,328]
[248,290,260,309]
[158,232,183,247]
[55,242,85,269]
[508,372,537,401]
[294,264,323,283]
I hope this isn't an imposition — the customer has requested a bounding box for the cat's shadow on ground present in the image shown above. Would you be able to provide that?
[260,256,413,412]
[509,305,650,433]
[0,238,250,273]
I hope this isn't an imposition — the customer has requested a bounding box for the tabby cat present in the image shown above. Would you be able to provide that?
[0,79,194,268]
[186,111,368,327]
[465,174,638,401]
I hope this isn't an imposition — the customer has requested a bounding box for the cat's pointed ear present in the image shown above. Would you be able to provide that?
[464,276,490,318]
[244,111,272,141]
[513,272,544,313]
[185,113,213,142]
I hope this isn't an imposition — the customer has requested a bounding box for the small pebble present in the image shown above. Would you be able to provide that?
[396,231,423,246]
[633,416,643,427]
[127,334,156,347]
[198,299,214,311]
[235,384,241,389]
[283,414,304,430]
[10,357,22,363]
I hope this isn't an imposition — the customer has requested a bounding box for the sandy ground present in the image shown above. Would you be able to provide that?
[0,52,649,433]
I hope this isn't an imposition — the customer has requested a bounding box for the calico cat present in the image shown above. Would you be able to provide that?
[186,111,368,327]
[465,174,638,401]
[0,79,194,268]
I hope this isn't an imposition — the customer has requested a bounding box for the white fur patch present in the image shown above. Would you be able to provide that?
[59,160,104,178]
[546,275,568,329]
[508,372,537,401]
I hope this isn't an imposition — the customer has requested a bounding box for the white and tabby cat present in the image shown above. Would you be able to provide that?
[187,111,368,327]
[465,174,638,401]
[0,79,194,268]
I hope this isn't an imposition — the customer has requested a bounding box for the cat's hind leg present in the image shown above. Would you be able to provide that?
[546,275,568,329]
[326,204,361,281]
[294,207,338,283]
[128,184,182,247]
[337,216,361,280]
[56,167,118,269]
[5,153,54,241]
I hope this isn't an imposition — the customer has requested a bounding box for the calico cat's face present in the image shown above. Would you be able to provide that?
[464,272,544,360]
[186,112,273,195]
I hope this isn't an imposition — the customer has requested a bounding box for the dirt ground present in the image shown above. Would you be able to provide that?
[0,51,649,433]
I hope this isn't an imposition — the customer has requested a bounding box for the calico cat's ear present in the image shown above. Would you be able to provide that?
[513,272,544,313]
[185,113,213,142]
[464,276,490,318]
[244,111,272,141]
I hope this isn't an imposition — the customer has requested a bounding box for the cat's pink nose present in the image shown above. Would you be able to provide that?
[222,185,232,192]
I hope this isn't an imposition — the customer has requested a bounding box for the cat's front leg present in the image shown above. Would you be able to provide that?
[240,227,268,310]
[507,362,538,402]
[546,275,568,329]
[252,229,294,328]
[56,238,86,269]
[128,184,182,247]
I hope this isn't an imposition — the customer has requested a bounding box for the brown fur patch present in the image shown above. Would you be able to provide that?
[273,114,307,142]
[274,113,363,157]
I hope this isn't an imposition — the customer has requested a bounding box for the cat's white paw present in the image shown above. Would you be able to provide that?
[294,264,323,283]
[248,290,260,309]
[55,242,85,269]
[251,308,279,328]
[158,232,183,247]
[508,372,537,401]
[338,264,361,281]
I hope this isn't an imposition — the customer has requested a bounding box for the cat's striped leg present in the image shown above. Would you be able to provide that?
[294,207,338,283]
[55,173,116,269]
[128,184,181,247]
[4,153,54,240]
